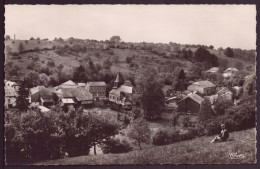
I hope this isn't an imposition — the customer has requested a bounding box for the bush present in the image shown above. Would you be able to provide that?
[152,127,199,146]
[101,138,133,154]
[152,130,171,145]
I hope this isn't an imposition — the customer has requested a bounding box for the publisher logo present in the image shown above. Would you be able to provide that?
[229,152,246,159]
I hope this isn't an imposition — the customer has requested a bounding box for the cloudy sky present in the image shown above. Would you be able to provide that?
[5,5,256,49]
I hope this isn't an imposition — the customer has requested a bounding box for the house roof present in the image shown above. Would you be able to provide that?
[61,98,75,104]
[78,83,86,87]
[179,93,204,104]
[192,80,215,88]
[87,81,106,86]
[62,80,77,86]
[218,87,232,96]
[109,85,133,96]
[58,80,78,88]
[224,67,238,73]
[37,105,50,112]
[56,87,93,101]
[205,67,219,73]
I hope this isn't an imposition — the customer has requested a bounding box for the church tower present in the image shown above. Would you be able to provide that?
[113,73,120,89]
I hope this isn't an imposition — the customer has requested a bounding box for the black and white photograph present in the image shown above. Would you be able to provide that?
[4,5,257,165]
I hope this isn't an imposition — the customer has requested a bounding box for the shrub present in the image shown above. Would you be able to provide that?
[101,138,133,154]
[152,130,171,145]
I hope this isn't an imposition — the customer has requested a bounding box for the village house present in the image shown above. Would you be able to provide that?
[5,80,19,108]
[223,67,238,79]
[55,87,93,111]
[109,74,133,106]
[29,86,55,108]
[187,80,216,96]
[177,93,204,114]
[85,81,106,100]
[217,87,233,102]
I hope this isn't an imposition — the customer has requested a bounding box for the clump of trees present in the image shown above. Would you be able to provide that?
[137,68,165,120]
[224,47,234,58]
[5,108,121,164]
[101,138,132,154]
[194,47,219,67]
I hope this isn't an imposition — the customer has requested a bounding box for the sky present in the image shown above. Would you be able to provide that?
[5,5,256,50]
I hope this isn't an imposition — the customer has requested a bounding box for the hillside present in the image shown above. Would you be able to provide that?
[34,128,256,165]
[5,39,255,82]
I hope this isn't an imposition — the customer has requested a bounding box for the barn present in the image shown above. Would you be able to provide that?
[177,93,204,114]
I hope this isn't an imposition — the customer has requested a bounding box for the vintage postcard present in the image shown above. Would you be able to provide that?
[4,5,257,165]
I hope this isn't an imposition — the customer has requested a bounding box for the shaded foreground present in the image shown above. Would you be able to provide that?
[35,128,256,165]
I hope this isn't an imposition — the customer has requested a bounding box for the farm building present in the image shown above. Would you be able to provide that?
[85,81,106,100]
[187,80,216,95]
[177,93,204,114]
[5,80,19,108]
[55,87,93,109]
[29,86,55,107]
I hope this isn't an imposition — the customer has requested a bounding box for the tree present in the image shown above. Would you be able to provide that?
[199,98,214,122]
[209,45,214,49]
[16,80,29,111]
[126,56,132,64]
[103,58,112,70]
[18,42,24,54]
[224,47,234,57]
[24,71,40,88]
[112,55,119,64]
[110,36,121,43]
[128,118,151,150]
[141,70,165,120]
[39,73,49,86]
[5,35,11,40]
[214,98,233,115]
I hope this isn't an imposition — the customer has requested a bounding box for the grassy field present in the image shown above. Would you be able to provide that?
[34,128,256,165]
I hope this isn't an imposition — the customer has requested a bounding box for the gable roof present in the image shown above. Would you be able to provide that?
[62,80,77,86]
[192,80,215,88]
[87,81,106,86]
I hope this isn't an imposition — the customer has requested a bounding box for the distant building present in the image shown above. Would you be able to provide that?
[177,93,204,114]
[29,86,55,107]
[5,80,19,108]
[85,81,106,100]
[205,67,220,73]
[187,80,216,95]
[223,68,238,79]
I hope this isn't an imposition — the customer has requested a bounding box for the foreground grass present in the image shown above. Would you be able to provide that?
[35,128,256,165]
